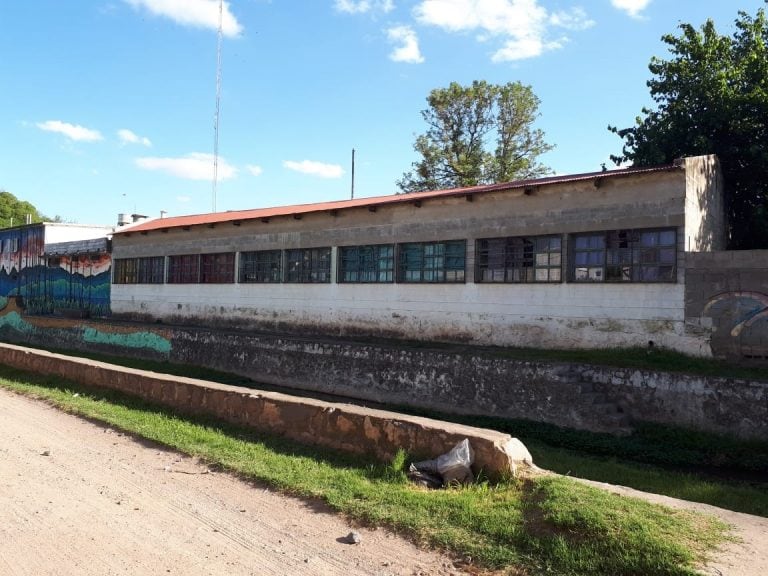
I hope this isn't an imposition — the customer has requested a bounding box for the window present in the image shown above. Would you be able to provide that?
[476,235,561,283]
[138,256,165,284]
[285,247,331,283]
[113,258,139,284]
[398,240,465,283]
[239,250,282,283]
[338,244,394,283]
[114,257,164,284]
[168,254,200,283]
[200,252,235,283]
[572,234,606,282]
[572,228,676,283]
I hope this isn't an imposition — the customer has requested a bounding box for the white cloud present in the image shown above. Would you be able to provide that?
[118,129,152,147]
[176,195,191,202]
[611,0,651,19]
[135,152,237,180]
[414,0,594,61]
[124,0,242,36]
[36,120,103,142]
[246,164,263,176]
[550,7,595,31]
[335,0,394,14]
[283,160,344,179]
[387,25,424,63]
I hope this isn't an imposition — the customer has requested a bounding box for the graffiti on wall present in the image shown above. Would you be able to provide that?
[0,226,111,317]
[703,291,768,358]
[0,296,171,356]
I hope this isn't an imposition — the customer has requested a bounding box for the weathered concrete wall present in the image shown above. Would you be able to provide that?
[1,311,765,440]
[166,327,767,440]
[685,250,768,359]
[111,167,712,355]
[683,155,726,252]
[0,343,530,480]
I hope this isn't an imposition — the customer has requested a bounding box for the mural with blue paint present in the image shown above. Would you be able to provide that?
[703,291,768,358]
[0,225,111,317]
[0,296,172,357]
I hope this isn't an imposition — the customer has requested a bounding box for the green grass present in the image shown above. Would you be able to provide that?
[528,440,768,518]
[0,368,728,576]
[29,345,768,518]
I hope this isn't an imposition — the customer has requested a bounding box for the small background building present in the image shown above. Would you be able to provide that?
[0,223,113,316]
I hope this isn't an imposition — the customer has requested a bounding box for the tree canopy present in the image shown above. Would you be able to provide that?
[0,191,48,228]
[398,80,553,193]
[609,3,768,249]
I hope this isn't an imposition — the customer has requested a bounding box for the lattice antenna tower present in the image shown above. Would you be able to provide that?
[212,0,224,212]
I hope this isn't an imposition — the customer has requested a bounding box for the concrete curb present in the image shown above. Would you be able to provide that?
[0,343,532,480]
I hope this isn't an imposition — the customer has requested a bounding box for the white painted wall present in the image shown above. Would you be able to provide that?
[111,255,704,354]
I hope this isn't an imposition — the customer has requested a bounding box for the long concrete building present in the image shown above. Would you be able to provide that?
[110,154,725,356]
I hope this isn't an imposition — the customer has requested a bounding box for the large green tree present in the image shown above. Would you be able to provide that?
[398,80,553,193]
[0,191,48,228]
[610,4,768,249]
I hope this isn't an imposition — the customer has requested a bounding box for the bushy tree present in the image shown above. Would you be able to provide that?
[610,4,768,249]
[398,80,553,193]
[0,191,48,228]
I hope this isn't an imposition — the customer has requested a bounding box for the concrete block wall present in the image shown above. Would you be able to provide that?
[112,169,709,355]
[685,250,768,358]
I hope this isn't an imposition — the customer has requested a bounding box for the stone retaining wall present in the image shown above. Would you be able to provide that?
[0,343,531,480]
[1,311,767,440]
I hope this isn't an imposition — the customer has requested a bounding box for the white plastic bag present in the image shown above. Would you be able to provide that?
[436,439,475,485]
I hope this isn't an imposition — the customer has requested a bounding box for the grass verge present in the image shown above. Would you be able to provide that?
[25,346,768,517]
[0,367,728,576]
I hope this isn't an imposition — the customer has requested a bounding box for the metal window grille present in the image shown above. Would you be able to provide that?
[572,228,676,283]
[113,258,139,284]
[285,247,331,283]
[167,254,200,284]
[398,240,465,283]
[476,235,562,283]
[200,252,235,283]
[338,244,394,283]
[239,250,282,283]
[138,256,165,284]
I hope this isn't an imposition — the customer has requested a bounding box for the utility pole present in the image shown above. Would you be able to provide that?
[212,0,224,212]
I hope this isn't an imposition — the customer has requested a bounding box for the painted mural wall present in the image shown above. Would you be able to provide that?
[0,225,111,317]
[685,250,768,359]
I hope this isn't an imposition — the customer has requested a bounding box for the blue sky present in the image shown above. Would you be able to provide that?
[0,0,764,226]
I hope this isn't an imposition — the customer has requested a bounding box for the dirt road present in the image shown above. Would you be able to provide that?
[2,386,766,576]
[0,388,465,576]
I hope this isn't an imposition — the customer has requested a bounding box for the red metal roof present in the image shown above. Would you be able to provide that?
[114,163,680,235]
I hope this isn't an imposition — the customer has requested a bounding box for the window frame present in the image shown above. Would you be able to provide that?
[199,252,235,284]
[239,249,283,283]
[397,240,466,284]
[113,258,139,284]
[570,227,677,283]
[284,247,332,283]
[338,244,395,283]
[475,235,562,283]
[167,254,201,284]
[137,256,165,284]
